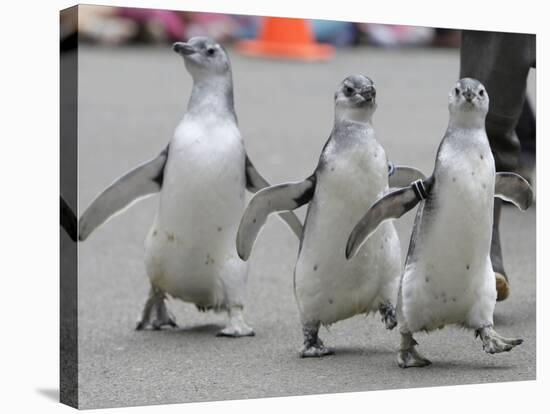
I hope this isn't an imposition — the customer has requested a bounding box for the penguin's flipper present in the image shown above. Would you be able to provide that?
[60,195,77,242]
[79,147,169,241]
[346,177,433,259]
[494,172,534,211]
[245,155,304,238]
[389,165,426,188]
[237,176,316,261]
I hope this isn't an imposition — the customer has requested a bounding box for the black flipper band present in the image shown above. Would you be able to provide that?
[411,179,428,201]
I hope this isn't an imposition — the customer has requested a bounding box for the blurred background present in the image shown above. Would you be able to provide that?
[60,5,460,50]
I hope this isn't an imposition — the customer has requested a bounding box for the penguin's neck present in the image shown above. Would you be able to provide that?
[445,112,489,152]
[448,110,485,130]
[187,74,236,121]
[335,107,373,126]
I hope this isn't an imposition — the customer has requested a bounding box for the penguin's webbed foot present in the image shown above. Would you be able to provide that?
[300,342,335,358]
[136,315,178,331]
[476,326,523,354]
[152,317,178,330]
[135,287,177,331]
[397,347,432,368]
[217,306,255,337]
[300,323,335,357]
[398,331,431,368]
[217,323,255,337]
[378,302,397,330]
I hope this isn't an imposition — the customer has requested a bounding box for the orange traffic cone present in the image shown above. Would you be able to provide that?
[237,17,335,61]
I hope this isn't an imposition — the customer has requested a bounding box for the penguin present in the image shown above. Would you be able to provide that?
[346,78,533,367]
[236,75,425,356]
[78,37,303,337]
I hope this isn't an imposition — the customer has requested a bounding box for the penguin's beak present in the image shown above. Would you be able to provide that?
[360,86,376,103]
[463,89,475,103]
[172,42,197,56]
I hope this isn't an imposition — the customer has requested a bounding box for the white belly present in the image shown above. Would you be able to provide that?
[401,140,497,332]
[295,140,401,326]
[144,116,248,309]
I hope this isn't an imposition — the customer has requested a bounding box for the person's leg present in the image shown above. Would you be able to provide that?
[460,31,534,171]
[460,31,535,300]
[516,99,536,186]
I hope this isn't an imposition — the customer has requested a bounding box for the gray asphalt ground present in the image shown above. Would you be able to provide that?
[76,44,536,409]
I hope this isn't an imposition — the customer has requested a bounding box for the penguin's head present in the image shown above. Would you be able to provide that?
[448,78,489,120]
[173,37,231,79]
[334,75,377,122]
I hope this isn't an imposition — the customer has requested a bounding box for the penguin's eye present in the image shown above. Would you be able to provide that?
[344,86,355,96]
[454,88,460,96]
[479,89,485,97]
[206,47,216,56]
